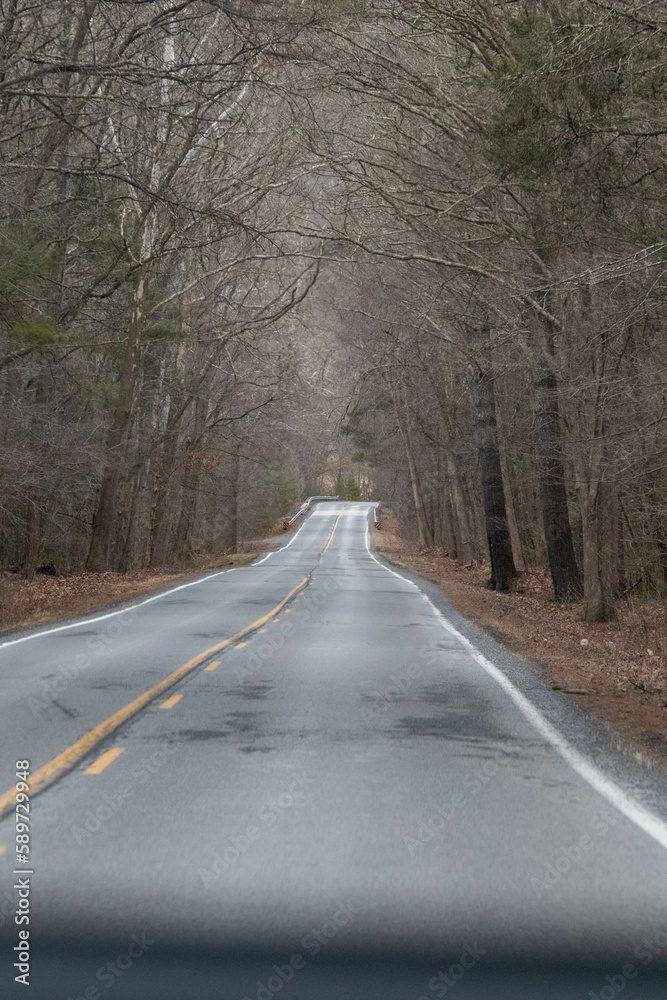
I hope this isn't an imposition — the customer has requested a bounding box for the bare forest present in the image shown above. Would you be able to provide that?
[1,0,666,626]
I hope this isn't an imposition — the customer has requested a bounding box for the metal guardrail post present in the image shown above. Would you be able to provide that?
[282,495,341,530]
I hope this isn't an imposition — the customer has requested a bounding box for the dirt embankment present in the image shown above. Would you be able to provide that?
[373,513,667,770]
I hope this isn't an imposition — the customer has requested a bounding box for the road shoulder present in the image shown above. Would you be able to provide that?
[371,516,667,781]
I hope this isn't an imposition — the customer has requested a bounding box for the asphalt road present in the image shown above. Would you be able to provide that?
[1,501,667,999]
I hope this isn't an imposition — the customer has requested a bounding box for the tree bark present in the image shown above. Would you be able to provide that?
[472,326,515,591]
[535,357,583,600]
[227,442,241,553]
[435,406,473,562]
[20,367,49,578]
[581,479,617,622]
[21,498,43,580]
[599,477,619,618]
[496,411,526,573]
[119,460,150,572]
[86,275,145,572]
[173,396,207,564]
[396,400,433,548]
[149,437,180,568]
[438,480,457,555]
[446,452,474,564]
[149,403,184,568]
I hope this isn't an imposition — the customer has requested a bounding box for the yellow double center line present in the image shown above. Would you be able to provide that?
[322,510,344,554]
[0,576,308,821]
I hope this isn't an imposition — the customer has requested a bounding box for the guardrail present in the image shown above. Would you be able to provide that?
[283,496,340,530]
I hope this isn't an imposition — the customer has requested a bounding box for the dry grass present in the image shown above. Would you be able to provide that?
[0,547,273,636]
[374,514,667,769]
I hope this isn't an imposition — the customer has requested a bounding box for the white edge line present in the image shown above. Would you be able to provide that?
[0,567,240,649]
[0,506,334,650]
[253,513,310,564]
[364,521,667,853]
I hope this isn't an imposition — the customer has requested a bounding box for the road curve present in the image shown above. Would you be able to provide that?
[1,501,667,999]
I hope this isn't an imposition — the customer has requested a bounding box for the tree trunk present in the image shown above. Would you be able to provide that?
[149,409,183,568]
[439,481,456,556]
[86,275,145,572]
[119,461,150,572]
[393,388,433,547]
[20,369,47,579]
[173,396,207,564]
[446,452,474,564]
[599,477,619,617]
[497,418,526,573]
[535,358,582,600]
[472,327,516,591]
[227,443,241,553]
[581,479,617,622]
[21,498,43,580]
